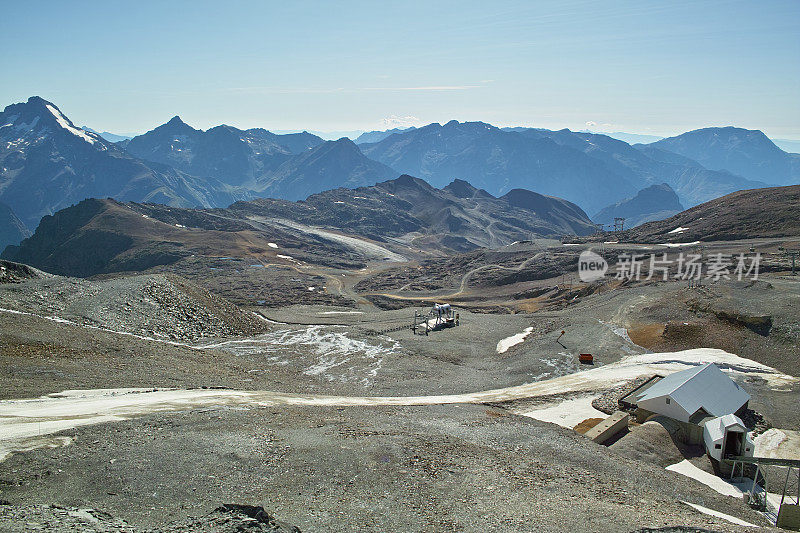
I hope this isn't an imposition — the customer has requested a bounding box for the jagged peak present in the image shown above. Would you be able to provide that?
[379,174,433,191]
[26,95,54,107]
[316,137,359,153]
[146,115,198,136]
[443,178,479,198]
[166,115,187,126]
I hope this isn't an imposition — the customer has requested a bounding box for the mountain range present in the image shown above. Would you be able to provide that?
[122,116,396,200]
[2,175,596,276]
[0,97,397,238]
[2,95,798,250]
[647,127,800,186]
[0,97,240,234]
[360,121,770,213]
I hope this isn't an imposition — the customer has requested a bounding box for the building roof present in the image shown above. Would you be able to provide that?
[639,363,750,418]
[704,414,749,442]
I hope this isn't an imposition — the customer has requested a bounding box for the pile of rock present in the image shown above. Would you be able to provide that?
[136,275,268,341]
[591,376,654,415]
[0,502,301,532]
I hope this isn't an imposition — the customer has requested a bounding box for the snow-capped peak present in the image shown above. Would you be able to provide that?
[44,103,97,144]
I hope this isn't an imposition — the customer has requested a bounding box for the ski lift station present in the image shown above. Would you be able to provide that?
[619,362,754,459]
[604,362,800,527]
[411,303,459,335]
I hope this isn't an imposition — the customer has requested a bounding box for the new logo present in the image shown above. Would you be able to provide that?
[578,250,608,282]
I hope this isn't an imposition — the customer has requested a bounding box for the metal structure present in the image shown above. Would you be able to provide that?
[411,303,459,336]
[613,217,625,233]
[727,455,800,525]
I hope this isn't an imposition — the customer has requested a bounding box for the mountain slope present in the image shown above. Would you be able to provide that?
[3,176,596,277]
[648,127,800,186]
[123,117,325,186]
[0,197,361,277]
[252,138,398,200]
[510,127,765,207]
[618,184,800,243]
[354,127,415,145]
[360,121,639,214]
[0,97,241,230]
[0,202,30,250]
[232,174,596,249]
[593,183,684,228]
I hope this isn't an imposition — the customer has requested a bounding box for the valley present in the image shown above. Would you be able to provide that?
[2,100,800,532]
[2,182,800,530]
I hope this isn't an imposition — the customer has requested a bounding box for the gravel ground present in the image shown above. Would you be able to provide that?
[1,265,798,531]
[0,503,301,532]
[0,273,268,342]
[0,405,774,532]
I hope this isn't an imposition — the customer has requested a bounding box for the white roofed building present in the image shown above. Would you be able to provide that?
[703,413,755,461]
[636,363,750,424]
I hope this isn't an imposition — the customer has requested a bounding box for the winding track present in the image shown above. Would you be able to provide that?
[365,251,549,300]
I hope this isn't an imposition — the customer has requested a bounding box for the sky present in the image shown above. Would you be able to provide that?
[2,0,799,139]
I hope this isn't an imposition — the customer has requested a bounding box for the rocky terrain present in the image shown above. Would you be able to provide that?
[0,260,47,284]
[0,503,301,532]
[1,240,799,531]
[0,271,267,342]
[613,184,800,243]
[1,175,597,281]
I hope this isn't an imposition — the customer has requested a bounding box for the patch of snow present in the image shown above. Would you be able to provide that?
[755,429,800,460]
[174,223,185,228]
[0,323,795,463]
[45,104,96,144]
[208,326,401,387]
[308,286,316,291]
[680,501,757,527]
[603,240,619,244]
[667,460,743,498]
[267,242,278,248]
[276,254,294,260]
[496,327,533,354]
[519,396,604,428]
[319,311,363,315]
[271,219,406,262]
[660,241,701,248]
[599,321,645,355]
[668,226,689,234]
[669,460,784,522]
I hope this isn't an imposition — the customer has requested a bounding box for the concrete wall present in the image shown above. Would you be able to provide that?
[585,412,629,445]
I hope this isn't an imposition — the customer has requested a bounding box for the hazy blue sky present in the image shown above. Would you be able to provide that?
[2,0,799,138]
